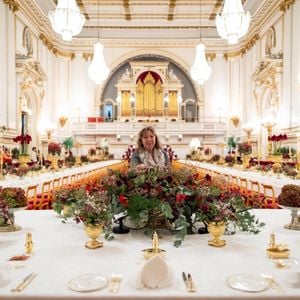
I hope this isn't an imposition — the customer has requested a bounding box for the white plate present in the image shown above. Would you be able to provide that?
[68,274,108,292]
[227,274,268,292]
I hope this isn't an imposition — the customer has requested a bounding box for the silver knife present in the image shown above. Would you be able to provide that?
[182,272,193,292]
[188,273,197,292]
[11,273,37,292]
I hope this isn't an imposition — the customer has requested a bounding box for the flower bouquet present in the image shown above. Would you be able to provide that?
[74,186,113,240]
[48,142,61,156]
[13,134,32,155]
[53,186,86,218]
[0,187,27,208]
[102,166,208,246]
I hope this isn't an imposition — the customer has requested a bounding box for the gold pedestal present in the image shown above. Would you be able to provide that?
[207,222,226,247]
[84,224,103,249]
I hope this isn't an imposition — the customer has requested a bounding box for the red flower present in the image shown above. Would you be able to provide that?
[176,193,187,204]
[13,134,32,144]
[119,195,129,207]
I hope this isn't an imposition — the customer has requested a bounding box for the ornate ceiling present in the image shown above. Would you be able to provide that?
[31,0,276,41]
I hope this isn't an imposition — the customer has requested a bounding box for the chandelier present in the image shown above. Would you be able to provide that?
[88,0,109,84]
[48,0,85,42]
[190,2,211,85]
[216,0,251,45]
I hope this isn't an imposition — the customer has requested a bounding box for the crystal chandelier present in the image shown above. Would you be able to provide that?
[216,0,251,45]
[88,0,109,85]
[190,43,211,85]
[48,0,85,42]
[190,2,211,85]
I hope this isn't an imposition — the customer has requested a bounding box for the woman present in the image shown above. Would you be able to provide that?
[130,126,170,169]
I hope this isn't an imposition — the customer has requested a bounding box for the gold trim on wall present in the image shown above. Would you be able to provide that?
[279,0,295,12]
[39,34,75,60]
[223,34,259,60]
[3,0,19,12]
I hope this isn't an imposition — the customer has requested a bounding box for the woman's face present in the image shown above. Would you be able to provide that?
[141,130,156,152]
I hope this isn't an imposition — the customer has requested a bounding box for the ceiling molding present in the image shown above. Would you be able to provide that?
[123,0,131,21]
[39,33,75,60]
[167,0,176,21]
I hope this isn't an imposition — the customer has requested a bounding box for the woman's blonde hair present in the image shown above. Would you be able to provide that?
[137,126,162,151]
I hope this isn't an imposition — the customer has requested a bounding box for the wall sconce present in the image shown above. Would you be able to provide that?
[59,116,68,128]
[178,134,183,141]
[130,134,134,141]
[230,115,240,127]
[117,134,121,141]
[165,134,170,141]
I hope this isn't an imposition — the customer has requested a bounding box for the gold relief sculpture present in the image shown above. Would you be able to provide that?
[3,0,19,12]
[230,116,240,127]
[59,116,68,128]
[265,27,276,56]
[280,0,295,12]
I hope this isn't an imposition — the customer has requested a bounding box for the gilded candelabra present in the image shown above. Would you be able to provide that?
[262,120,276,156]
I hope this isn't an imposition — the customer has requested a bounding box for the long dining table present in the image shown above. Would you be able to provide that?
[0,209,299,300]
[0,160,122,193]
[181,160,300,197]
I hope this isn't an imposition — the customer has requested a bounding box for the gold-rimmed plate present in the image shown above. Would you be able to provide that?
[227,274,268,292]
[68,274,108,292]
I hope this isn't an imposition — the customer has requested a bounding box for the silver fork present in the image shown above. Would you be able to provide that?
[261,274,285,293]
[109,274,122,293]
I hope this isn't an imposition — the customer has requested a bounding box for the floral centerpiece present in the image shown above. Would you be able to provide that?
[102,166,264,247]
[268,134,288,155]
[278,184,300,207]
[0,199,14,227]
[48,142,61,156]
[13,134,32,155]
[74,186,113,240]
[53,186,86,217]
[237,142,252,155]
[0,187,27,208]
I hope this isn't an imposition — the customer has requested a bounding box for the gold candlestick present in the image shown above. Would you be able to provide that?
[266,231,289,259]
[25,232,33,254]
[142,231,166,260]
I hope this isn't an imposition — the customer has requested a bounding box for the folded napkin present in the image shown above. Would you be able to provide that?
[133,255,174,289]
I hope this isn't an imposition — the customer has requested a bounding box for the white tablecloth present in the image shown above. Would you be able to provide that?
[0,160,122,193]
[0,209,300,299]
[181,160,300,197]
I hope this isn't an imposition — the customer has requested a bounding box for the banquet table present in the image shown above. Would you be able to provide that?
[0,160,122,193]
[0,209,300,300]
[181,160,300,197]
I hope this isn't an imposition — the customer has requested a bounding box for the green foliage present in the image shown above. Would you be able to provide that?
[62,137,74,149]
[226,136,239,152]
[11,148,19,159]
[0,187,27,208]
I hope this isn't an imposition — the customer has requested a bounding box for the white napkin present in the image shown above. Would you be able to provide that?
[133,255,174,289]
